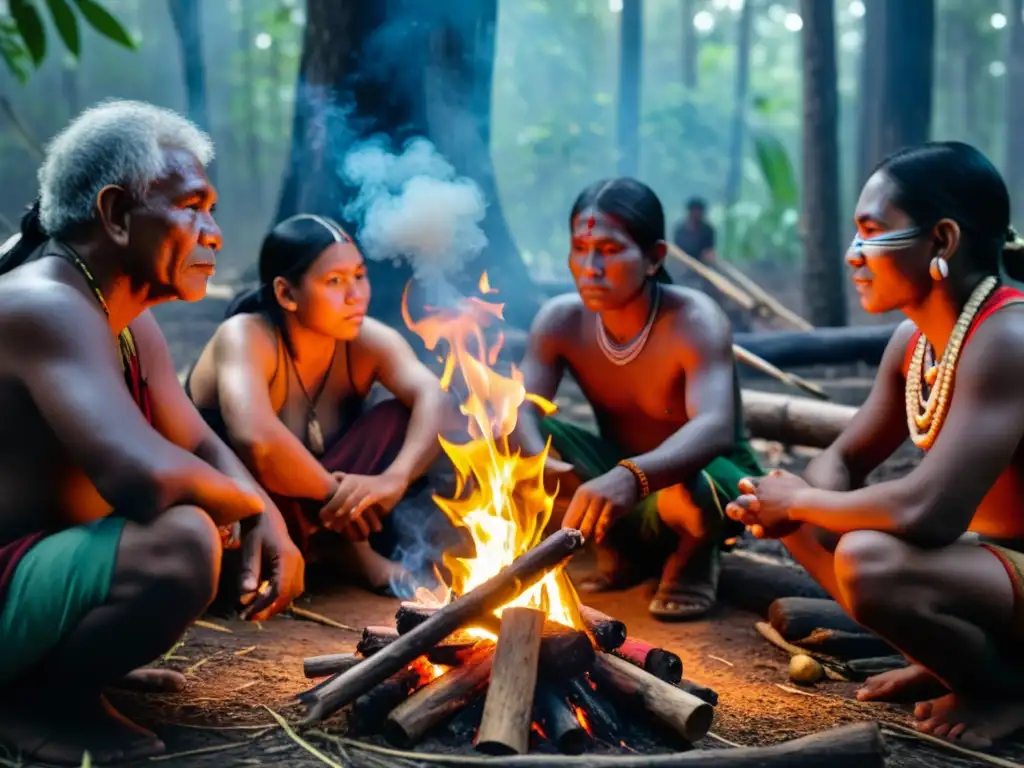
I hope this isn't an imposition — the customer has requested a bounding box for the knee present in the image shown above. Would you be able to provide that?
[657,484,717,539]
[136,505,222,615]
[833,530,907,624]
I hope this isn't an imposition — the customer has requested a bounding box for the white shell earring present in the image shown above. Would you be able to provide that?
[929,257,949,281]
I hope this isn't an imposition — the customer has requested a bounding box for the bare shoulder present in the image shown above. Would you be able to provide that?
[355,317,409,353]
[658,284,732,354]
[213,313,278,360]
[958,304,1024,382]
[532,293,584,336]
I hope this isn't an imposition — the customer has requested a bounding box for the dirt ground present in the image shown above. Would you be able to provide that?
[28,296,1015,767]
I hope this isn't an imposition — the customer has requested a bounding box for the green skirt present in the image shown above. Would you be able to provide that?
[539,417,762,555]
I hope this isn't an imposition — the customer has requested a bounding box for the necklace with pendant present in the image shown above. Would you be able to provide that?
[595,283,661,366]
[289,343,337,456]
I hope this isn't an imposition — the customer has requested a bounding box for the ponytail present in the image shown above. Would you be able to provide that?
[1002,225,1024,283]
[0,199,48,276]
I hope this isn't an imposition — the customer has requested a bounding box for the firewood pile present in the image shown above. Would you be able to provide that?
[292,530,888,765]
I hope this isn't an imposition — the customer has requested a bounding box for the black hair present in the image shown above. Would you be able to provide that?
[224,213,352,331]
[686,196,707,211]
[874,141,1024,282]
[570,177,672,284]
[0,199,49,276]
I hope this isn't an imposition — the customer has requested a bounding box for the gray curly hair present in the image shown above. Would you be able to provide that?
[38,99,214,237]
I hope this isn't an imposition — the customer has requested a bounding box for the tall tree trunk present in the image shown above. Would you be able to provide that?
[800,0,846,327]
[680,0,698,91]
[276,0,536,329]
[168,0,214,180]
[722,0,754,209]
[871,0,935,163]
[855,0,884,189]
[238,1,261,208]
[1007,0,1024,220]
[617,0,642,176]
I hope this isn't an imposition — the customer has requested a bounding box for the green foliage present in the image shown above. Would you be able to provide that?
[1,0,134,83]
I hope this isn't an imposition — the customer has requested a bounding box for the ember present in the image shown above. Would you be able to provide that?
[295,275,720,754]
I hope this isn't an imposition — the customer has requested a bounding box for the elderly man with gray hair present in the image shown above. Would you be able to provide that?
[0,100,304,764]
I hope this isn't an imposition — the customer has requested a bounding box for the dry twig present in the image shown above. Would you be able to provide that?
[882,723,1024,768]
[263,707,347,767]
[194,619,233,633]
[289,605,361,632]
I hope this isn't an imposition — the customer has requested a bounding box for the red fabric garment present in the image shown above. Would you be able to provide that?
[0,338,153,605]
[902,285,1024,375]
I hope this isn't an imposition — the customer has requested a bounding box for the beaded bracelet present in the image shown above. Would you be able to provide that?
[617,459,650,500]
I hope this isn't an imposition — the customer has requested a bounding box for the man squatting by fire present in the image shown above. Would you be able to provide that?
[728,142,1024,748]
[515,177,763,620]
[0,100,304,764]
[187,214,452,596]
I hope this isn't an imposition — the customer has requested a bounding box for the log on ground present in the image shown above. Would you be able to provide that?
[534,681,589,755]
[304,653,360,679]
[718,551,829,616]
[742,390,856,448]
[612,638,682,683]
[592,652,714,743]
[383,642,496,747]
[768,597,896,659]
[734,324,897,368]
[796,628,897,661]
[379,722,886,767]
[578,605,627,651]
[300,528,585,724]
[476,607,545,755]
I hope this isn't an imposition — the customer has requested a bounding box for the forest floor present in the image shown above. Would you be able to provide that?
[19,296,1016,767]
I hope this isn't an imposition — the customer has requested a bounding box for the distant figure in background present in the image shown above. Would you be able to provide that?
[728,142,1024,748]
[672,196,718,267]
[186,214,451,595]
[514,178,763,621]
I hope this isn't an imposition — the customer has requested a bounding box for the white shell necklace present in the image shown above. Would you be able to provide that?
[595,283,661,366]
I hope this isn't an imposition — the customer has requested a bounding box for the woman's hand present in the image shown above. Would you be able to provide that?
[319,471,408,539]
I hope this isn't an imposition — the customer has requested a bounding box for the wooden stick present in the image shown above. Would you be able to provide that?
[666,243,758,310]
[476,607,545,755]
[534,682,588,755]
[714,257,815,331]
[396,603,595,677]
[754,621,850,681]
[733,344,829,400]
[300,528,585,724]
[679,679,718,706]
[577,605,627,651]
[304,653,360,679]
[384,642,496,748]
[591,652,714,742]
[565,676,620,743]
[612,638,683,684]
[352,659,431,729]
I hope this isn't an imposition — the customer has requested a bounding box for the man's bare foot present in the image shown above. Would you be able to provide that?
[914,693,1024,748]
[0,693,164,765]
[112,668,186,693]
[855,664,947,702]
[649,541,719,621]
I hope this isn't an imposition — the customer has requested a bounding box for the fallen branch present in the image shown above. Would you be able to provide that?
[742,390,856,449]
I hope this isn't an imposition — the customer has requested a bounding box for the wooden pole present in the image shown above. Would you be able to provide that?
[535,682,588,755]
[303,653,360,679]
[384,642,496,747]
[577,605,627,651]
[592,652,714,742]
[300,528,585,724]
[613,638,683,684]
[742,389,856,449]
[476,607,545,755]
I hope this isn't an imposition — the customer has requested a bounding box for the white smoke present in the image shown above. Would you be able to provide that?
[342,137,488,282]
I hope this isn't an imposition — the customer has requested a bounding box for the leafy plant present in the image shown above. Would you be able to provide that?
[2,0,135,83]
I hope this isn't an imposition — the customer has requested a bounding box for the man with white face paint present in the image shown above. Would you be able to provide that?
[0,100,303,764]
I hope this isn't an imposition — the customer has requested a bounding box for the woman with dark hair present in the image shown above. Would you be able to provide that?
[514,178,762,620]
[728,141,1024,747]
[187,214,450,593]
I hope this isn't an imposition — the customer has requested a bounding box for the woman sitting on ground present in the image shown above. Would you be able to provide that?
[187,213,450,593]
[727,141,1024,748]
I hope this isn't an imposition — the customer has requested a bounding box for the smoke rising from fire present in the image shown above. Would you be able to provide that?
[341,137,489,285]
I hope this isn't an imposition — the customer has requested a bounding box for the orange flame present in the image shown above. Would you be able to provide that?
[571,703,593,735]
[403,274,581,629]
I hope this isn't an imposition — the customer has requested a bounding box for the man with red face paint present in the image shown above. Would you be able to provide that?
[0,101,303,764]
[514,177,763,621]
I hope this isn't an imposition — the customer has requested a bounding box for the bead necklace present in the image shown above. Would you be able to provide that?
[905,275,998,449]
[595,283,661,366]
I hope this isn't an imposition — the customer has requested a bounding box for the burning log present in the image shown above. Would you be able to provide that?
[476,607,545,755]
[395,604,595,678]
[679,679,719,706]
[356,626,400,656]
[565,676,620,743]
[613,638,683,684]
[534,682,588,755]
[357,625,481,665]
[300,528,585,725]
[577,605,627,651]
[592,652,713,743]
[303,653,360,679]
[352,659,431,729]
[384,642,496,747]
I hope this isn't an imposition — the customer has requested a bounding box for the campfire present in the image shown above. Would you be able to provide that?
[294,275,718,755]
